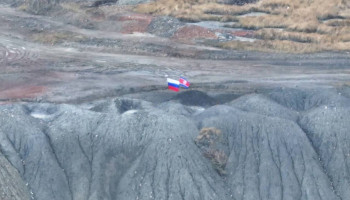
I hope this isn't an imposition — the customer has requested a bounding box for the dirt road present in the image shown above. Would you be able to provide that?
[0,4,349,103]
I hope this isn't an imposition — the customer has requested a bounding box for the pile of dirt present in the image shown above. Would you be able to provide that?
[1,88,350,200]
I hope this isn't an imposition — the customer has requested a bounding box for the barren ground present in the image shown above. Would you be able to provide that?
[0,3,349,104]
[1,2,350,200]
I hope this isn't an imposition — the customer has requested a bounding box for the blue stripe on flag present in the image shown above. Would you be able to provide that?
[168,82,179,88]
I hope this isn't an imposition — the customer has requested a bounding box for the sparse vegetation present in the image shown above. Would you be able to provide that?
[17,3,29,12]
[135,0,252,22]
[195,127,228,175]
[203,148,228,175]
[196,127,221,143]
[136,0,350,53]
[31,31,86,45]
[219,40,350,53]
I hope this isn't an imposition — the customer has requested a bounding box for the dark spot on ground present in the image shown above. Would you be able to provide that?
[172,90,216,107]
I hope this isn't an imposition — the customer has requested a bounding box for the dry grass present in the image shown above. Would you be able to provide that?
[61,2,107,20]
[135,0,350,53]
[239,15,289,29]
[254,29,327,43]
[60,2,140,22]
[31,32,86,45]
[17,3,29,12]
[195,127,227,175]
[196,127,222,143]
[136,0,347,23]
[325,19,350,27]
[135,0,247,22]
[220,40,350,53]
[60,2,86,14]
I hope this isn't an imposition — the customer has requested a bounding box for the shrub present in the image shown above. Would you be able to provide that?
[203,148,228,175]
[195,127,228,175]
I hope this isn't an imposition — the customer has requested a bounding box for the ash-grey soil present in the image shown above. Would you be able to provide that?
[1,1,350,200]
[1,88,350,200]
[0,152,30,200]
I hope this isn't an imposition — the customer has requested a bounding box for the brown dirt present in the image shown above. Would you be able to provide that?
[0,85,46,100]
[172,25,217,41]
[119,14,153,33]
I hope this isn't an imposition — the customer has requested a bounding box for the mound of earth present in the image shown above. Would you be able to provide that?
[229,93,299,121]
[172,90,217,107]
[1,88,350,200]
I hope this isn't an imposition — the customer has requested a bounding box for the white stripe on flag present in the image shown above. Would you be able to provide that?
[167,78,179,85]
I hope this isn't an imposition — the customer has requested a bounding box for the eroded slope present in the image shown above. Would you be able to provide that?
[0,88,349,200]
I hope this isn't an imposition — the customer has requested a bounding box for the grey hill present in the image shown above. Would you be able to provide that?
[0,0,350,199]
[1,88,350,200]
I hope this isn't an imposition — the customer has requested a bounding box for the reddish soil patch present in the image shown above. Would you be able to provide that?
[232,30,254,38]
[116,13,152,22]
[0,85,46,100]
[0,101,11,105]
[172,25,217,41]
[121,21,151,33]
[116,14,153,34]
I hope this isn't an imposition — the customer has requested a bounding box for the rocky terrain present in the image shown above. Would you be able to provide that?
[1,0,350,200]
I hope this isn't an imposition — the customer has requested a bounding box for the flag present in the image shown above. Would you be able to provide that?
[179,77,190,88]
[167,78,180,92]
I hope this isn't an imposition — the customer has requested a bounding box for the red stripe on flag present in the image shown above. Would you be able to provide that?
[179,78,190,87]
[168,85,179,92]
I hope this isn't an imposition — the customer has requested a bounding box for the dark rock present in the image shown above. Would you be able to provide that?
[147,16,184,38]
[90,0,118,7]
[114,98,142,113]
[218,0,258,5]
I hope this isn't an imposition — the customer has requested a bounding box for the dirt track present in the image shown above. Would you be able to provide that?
[2,3,350,200]
[0,4,350,103]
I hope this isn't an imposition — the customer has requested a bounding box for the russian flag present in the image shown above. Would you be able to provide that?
[167,78,180,92]
[179,77,190,88]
